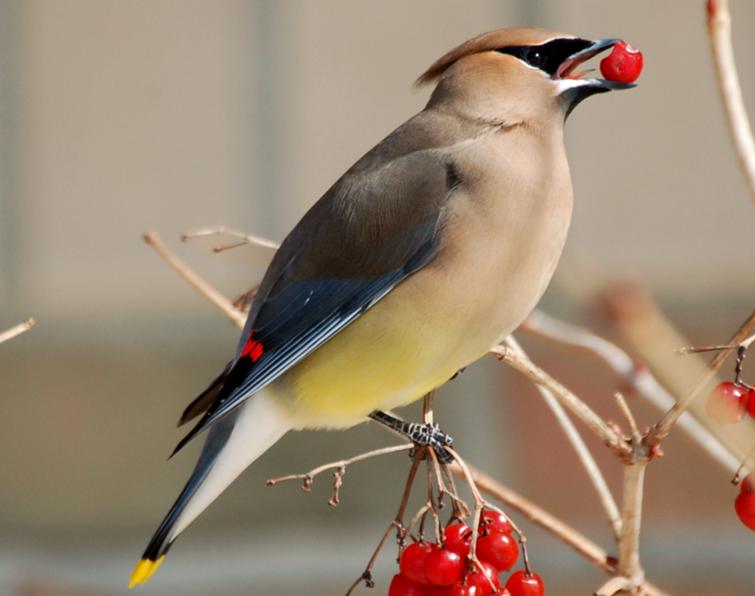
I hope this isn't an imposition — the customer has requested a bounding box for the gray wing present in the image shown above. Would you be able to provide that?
[174,114,473,453]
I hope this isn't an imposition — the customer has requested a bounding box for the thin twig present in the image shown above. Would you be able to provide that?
[266,443,413,497]
[0,318,35,345]
[707,0,755,206]
[143,232,247,328]
[524,310,740,472]
[427,445,470,519]
[507,336,623,540]
[181,224,281,252]
[614,393,641,445]
[491,341,632,458]
[649,309,755,445]
[678,333,755,357]
[445,447,502,593]
[345,452,424,595]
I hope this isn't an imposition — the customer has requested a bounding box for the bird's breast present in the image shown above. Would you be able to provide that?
[272,128,573,429]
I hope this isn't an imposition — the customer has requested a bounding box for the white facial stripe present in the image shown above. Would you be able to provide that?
[553,78,598,94]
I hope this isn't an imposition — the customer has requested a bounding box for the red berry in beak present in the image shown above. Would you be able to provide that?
[600,40,643,83]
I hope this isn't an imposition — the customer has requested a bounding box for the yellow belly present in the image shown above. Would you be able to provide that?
[271,283,488,429]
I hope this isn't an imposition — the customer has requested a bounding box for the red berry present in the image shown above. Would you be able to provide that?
[389,574,429,596]
[706,381,748,423]
[735,476,755,531]
[449,583,481,596]
[506,570,545,596]
[466,561,502,595]
[399,542,433,585]
[745,388,755,419]
[477,531,519,571]
[599,40,643,84]
[444,523,473,556]
[479,510,513,535]
[426,546,465,586]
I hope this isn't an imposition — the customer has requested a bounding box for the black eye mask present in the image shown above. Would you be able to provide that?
[496,38,593,77]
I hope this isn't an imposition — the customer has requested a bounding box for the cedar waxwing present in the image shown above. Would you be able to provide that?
[130,27,634,587]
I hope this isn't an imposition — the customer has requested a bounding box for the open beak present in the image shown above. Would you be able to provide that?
[555,38,635,91]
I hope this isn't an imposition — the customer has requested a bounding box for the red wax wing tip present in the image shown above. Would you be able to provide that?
[241,335,264,361]
[600,40,643,84]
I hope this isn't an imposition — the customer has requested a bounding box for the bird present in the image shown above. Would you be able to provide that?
[130,27,634,587]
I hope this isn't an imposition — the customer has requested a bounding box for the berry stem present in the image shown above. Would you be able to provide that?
[734,346,746,385]
[345,451,424,596]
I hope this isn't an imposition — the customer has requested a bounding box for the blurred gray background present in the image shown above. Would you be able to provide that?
[1,1,754,594]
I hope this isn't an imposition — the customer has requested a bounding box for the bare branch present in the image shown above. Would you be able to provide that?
[707,0,755,205]
[491,341,632,458]
[525,309,740,473]
[266,443,413,499]
[0,318,35,345]
[617,453,648,593]
[143,232,246,328]
[507,336,622,540]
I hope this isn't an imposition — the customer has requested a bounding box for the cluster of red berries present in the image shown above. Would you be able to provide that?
[705,381,755,424]
[389,511,544,595]
[599,40,644,84]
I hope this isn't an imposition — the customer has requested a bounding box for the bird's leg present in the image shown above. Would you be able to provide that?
[369,410,454,464]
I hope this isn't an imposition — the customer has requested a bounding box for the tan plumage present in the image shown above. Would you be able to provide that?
[131,28,634,587]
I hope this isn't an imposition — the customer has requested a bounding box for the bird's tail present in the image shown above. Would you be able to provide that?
[129,390,291,588]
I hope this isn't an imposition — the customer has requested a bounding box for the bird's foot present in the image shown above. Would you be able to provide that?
[406,422,455,464]
[368,410,455,464]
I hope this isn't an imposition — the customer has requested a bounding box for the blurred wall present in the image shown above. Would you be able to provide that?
[1,1,754,595]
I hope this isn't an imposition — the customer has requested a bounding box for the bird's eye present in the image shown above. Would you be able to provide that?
[525,49,546,68]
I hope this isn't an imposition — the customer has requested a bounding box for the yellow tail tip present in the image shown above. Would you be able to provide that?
[129,556,165,589]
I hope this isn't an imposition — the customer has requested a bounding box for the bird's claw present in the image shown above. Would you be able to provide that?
[406,422,454,464]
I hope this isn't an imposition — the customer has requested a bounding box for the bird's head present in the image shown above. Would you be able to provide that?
[418,28,634,127]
